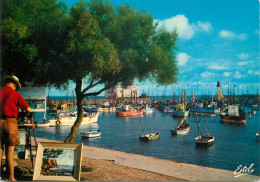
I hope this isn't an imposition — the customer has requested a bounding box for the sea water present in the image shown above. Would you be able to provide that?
[34,107,260,176]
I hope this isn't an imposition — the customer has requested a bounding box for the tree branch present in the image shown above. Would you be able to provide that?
[83,82,117,97]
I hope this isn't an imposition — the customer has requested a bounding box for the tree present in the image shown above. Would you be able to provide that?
[1,0,178,143]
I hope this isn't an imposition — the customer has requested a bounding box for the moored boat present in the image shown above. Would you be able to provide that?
[170,118,190,135]
[220,105,246,124]
[139,132,160,141]
[194,114,214,146]
[81,130,101,138]
[116,105,144,116]
[195,134,214,145]
[37,111,99,127]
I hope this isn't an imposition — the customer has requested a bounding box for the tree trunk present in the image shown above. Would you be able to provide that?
[64,79,84,143]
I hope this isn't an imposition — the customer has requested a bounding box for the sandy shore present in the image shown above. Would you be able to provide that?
[1,137,259,181]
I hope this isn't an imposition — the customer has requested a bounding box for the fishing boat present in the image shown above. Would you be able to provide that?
[172,104,189,117]
[170,118,190,135]
[37,111,99,127]
[139,133,160,141]
[116,105,144,116]
[194,114,214,145]
[220,105,246,124]
[143,104,155,113]
[81,130,101,138]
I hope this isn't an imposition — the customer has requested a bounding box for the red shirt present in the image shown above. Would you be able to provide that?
[0,85,29,118]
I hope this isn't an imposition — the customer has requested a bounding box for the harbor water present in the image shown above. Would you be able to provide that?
[34,107,260,176]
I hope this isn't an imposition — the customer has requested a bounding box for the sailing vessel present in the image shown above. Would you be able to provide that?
[173,88,189,117]
[220,85,246,124]
[195,114,214,145]
[170,118,190,135]
[138,113,160,141]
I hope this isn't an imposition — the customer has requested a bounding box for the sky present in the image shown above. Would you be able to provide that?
[50,0,260,96]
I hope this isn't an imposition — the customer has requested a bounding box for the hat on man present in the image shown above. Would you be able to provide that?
[3,75,22,90]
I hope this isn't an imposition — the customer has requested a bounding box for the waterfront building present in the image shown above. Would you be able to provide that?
[104,85,139,99]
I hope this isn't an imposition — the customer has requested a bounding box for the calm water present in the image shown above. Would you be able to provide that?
[34,108,260,176]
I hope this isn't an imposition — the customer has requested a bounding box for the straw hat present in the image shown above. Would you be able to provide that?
[3,75,22,90]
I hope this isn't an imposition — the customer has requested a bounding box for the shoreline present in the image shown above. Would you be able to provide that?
[25,137,259,181]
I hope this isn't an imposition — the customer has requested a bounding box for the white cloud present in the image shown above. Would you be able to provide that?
[195,21,212,32]
[208,63,227,70]
[201,71,215,77]
[238,61,254,66]
[237,53,249,60]
[248,70,260,75]
[219,30,247,40]
[234,71,242,79]
[156,15,212,40]
[224,72,231,77]
[177,53,191,66]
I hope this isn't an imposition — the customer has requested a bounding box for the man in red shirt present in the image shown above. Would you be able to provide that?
[0,75,32,181]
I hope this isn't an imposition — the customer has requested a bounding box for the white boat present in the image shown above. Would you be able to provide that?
[37,111,99,127]
[194,114,214,145]
[195,134,214,145]
[81,130,101,138]
[163,106,175,113]
[143,104,155,113]
[170,118,190,135]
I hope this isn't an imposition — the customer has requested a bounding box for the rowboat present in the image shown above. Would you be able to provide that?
[170,119,190,135]
[139,133,160,141]
[81,130,101,138]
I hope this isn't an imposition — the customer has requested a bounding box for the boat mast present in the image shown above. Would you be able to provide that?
[228,81,230,106]
[205,115,208,135]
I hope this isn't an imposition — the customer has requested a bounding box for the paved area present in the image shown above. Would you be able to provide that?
[35,138,259,181]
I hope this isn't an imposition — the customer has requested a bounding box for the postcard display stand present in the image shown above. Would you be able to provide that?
[18,112,38,168]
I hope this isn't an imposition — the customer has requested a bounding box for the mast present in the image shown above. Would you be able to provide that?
[228,81,230,106]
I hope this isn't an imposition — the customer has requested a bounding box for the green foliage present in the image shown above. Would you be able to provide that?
[43,149,63,160]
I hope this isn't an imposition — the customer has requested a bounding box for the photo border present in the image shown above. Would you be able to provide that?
[33,142,83,181]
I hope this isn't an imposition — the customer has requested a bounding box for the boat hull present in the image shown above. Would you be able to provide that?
[170,126,190,135]
[139,133,160,141]
[220,113,246,124]
[37,112,99,127]
[117,109,144,116]
[172,111,189,117]
[81,131,101,138]
[195,135,214,145]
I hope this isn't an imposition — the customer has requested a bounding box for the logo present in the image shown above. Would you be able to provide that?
[234,163,254,177]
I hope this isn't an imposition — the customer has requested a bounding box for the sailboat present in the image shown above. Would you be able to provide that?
[170,117,190,135]
[172,87,189,117]
[139,115,160,141]
[220,84,246,124]
[194,114,214,145]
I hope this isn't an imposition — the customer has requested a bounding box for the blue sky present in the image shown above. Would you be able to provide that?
[51,0,259,96]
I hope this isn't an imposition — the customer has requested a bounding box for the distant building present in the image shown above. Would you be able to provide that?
[104,85,139,99]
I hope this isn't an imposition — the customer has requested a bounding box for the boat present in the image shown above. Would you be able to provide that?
[170,118,190,135]
[139,133,160,141]
[256,131,260,141]
[37,111,99,127]
[116,105,144,116]
[251,104,260,110]
[81,130,101,138]
[143,104,155,113]
[163,105,175,113]
[172,104,189,117]
[220,105,246,124]
[194,114,214,145]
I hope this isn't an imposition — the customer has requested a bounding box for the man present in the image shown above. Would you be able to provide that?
[0,75,32,181]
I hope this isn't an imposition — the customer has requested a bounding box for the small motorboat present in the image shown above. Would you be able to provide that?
[81,130,101,138]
